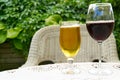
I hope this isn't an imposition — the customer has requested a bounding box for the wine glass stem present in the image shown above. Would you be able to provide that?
[98,42,102,69]
[67,58,74,64]
[67,58,74,71]
[66,58,79,74]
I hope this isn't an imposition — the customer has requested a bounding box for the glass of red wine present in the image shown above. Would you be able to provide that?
[86,3,114,75]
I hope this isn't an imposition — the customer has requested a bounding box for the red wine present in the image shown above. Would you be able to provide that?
[86,20,114,42]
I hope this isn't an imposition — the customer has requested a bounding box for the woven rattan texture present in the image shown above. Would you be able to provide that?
[22,24,119,67]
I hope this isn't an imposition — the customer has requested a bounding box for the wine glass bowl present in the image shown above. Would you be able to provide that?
[59,21,81,74]
[86,21,114,43]
[86,3,114,75]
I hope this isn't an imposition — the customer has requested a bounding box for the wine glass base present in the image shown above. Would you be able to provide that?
[62,68,80,74]
[88,68,112,76]
[84,77,107,80]
[113,64,120,70]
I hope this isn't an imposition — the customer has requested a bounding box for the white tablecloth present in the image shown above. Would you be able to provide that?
[0,62,120,80]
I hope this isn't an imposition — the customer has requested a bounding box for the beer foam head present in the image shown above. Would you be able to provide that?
[60,21,80,28]
[61,24,80,28]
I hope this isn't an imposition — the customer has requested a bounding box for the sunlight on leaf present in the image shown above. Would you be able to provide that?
[45,14,62,26]
[0,0,8,2]
[0,31,7,44]
[0,22,5,30]
[7,27,22,39]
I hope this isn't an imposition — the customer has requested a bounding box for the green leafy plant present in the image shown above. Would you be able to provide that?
[110,0,120,58]
[0,0,62,57]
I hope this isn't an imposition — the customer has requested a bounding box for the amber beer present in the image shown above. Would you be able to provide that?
[60,25,81,58]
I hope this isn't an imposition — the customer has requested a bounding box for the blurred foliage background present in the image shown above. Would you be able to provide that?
[0,0,120,59]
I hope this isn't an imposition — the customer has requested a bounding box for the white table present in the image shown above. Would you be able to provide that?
[0,62,120,80]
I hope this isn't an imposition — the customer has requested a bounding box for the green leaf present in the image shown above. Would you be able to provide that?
[0,31,7,44]
[0,22,5,30]
[7,27,22,39]
[45,21,58,26]
[45,14,62,26]
[13,39,23,50]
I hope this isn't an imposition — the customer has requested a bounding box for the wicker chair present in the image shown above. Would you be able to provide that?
[22,24,119,67]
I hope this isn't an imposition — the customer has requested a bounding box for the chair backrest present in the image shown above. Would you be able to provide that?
[22,24,119,67]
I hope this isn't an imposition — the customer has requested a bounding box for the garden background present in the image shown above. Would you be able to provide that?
[0,0,120,70]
